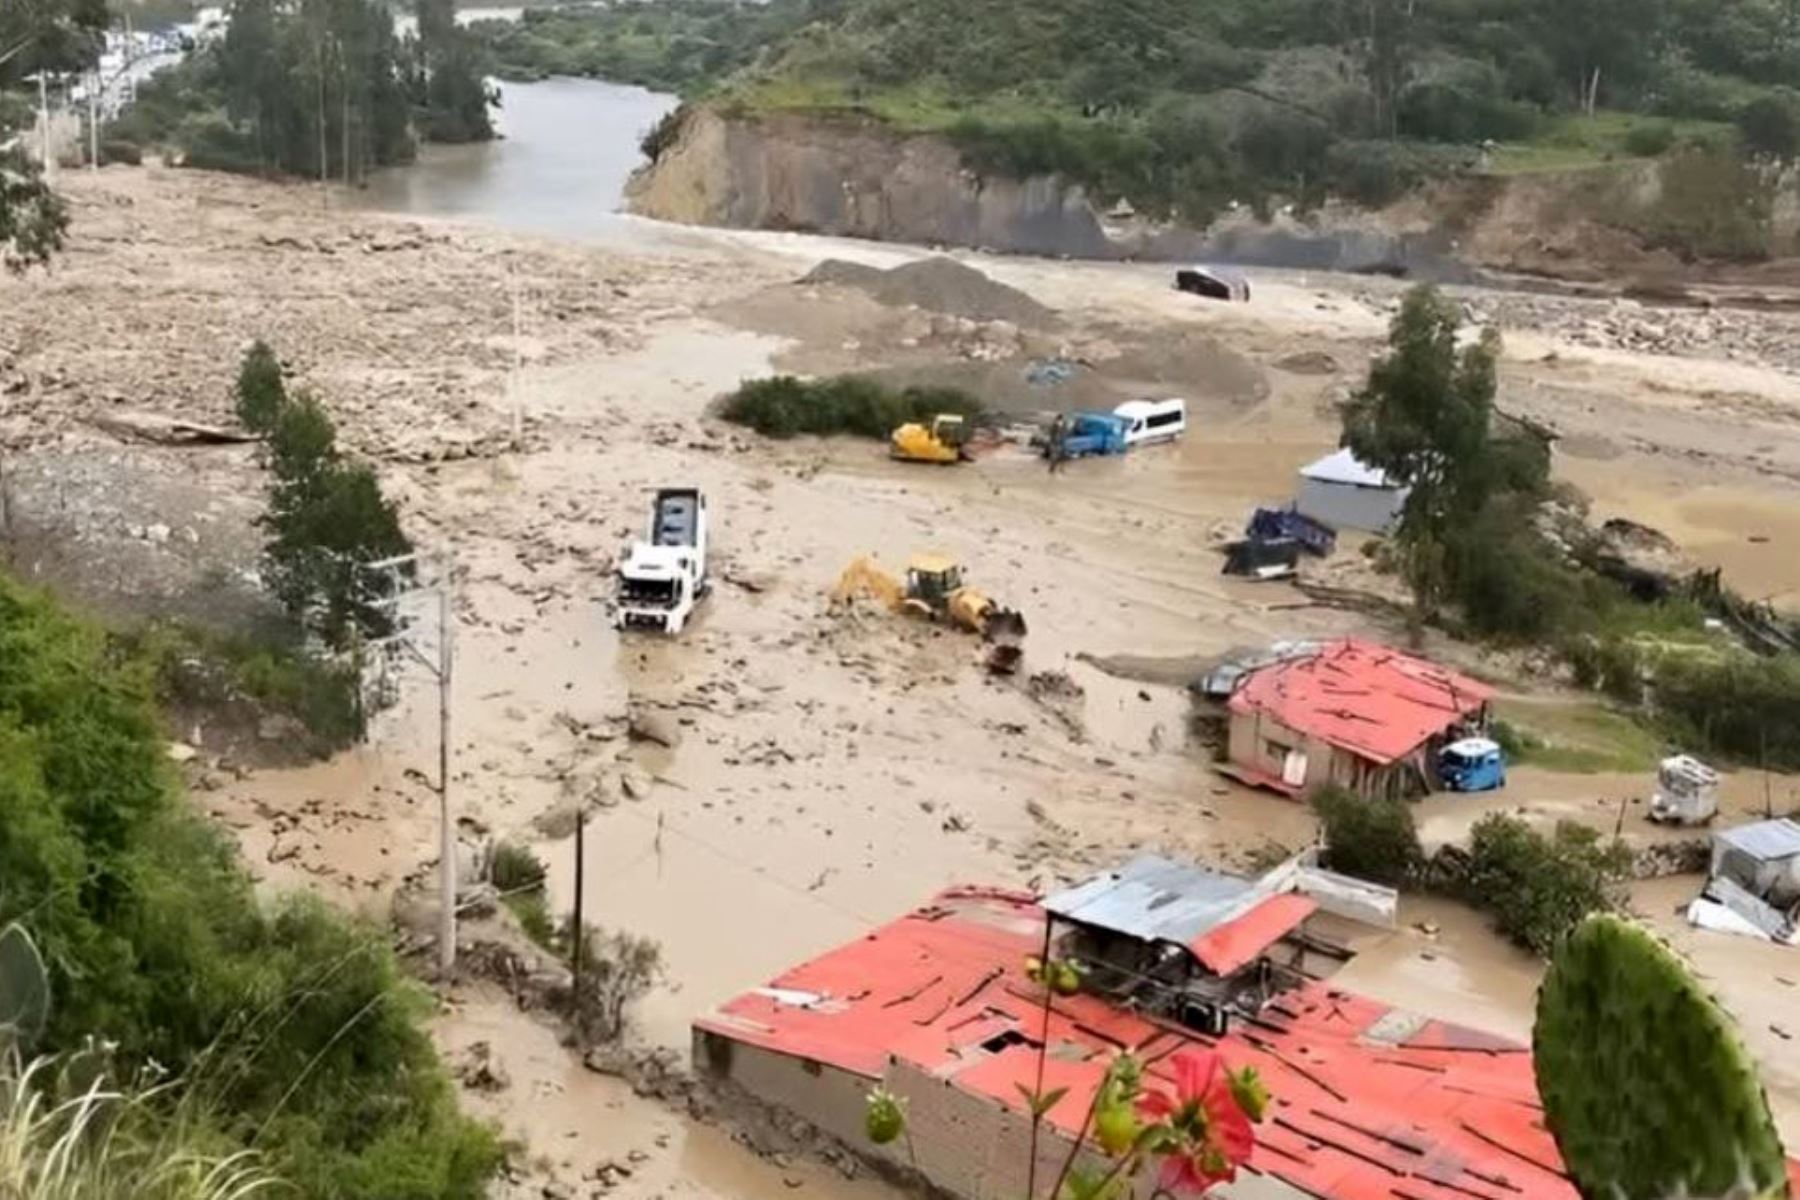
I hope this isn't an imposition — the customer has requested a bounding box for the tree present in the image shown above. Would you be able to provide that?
[1737,90,1800,159]
[1312,784,1422,885]
[0,149,67,272]
[1534,914,1789,1199]
[1341,285,1500,620]
[1463,815,1629,955]
[258,382,412,650]
[235,339,287,433]
[409,0,498,143]
[0,0,103,271]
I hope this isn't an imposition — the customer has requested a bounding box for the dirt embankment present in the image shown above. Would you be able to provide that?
[629,107,1800,291]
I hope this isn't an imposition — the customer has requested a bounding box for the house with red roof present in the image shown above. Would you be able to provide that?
[1223,638,1493,799]
[694,873,1798,1200]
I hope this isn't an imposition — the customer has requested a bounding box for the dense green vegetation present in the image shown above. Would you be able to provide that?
[0,568,500,1195]
[1462,815,1630,956]
[1311,785,1422,886]
[717,374,982,439]
[478,0,1800,227]
[102,0,493,177]
[0,0,100,269]
[1346,285,1800,770]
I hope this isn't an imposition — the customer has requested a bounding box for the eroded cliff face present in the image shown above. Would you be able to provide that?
[627,107,1800,287]
[626,107,1121,257]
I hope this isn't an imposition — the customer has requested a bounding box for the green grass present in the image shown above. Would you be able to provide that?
[1493,698,1665,774]
[119,619,364,751]
[1484,111,1733,175]
[727,77,1055,134]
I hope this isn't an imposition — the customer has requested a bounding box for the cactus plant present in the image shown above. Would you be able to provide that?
[0,923,50,1046]
[1534,914,1790,1200]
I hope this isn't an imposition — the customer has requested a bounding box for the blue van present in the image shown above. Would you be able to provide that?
[1438,737,1506,792]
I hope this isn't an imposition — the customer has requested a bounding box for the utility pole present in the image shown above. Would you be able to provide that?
[572,803,586,1003]
[87,70,98,170]
[509,272,524,450]
[436,580,455,974]
[38,73,53,182]
[362,550,459,974]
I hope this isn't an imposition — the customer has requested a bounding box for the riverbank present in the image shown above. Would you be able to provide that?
[7,166,1800,1186]
[629,106,1800,294]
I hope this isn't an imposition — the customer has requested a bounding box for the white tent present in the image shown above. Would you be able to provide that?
[1295,448,1409,534]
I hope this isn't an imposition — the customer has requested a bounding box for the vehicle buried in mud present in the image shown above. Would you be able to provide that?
[616,488,710,634]
[1175,265,1250,302]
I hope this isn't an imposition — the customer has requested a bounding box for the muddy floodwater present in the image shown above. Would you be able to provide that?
[354,77,679,243]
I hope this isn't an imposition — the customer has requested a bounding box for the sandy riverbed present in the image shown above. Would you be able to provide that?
[6,166,1800,1188]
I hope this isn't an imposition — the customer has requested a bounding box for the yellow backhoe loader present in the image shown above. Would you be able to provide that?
[890,414,971,464]
[832,553,1027,673]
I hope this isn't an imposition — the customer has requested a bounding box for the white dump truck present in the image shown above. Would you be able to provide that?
[615,488,708,634]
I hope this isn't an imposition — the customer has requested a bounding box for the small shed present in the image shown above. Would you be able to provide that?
[1296,448,1409,534]
[1711,819,1800,903]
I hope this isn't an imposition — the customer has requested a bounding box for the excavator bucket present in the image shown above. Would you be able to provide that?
[980,606,1027,675]
[983,607,1028,644]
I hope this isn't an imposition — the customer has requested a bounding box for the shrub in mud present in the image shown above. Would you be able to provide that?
[717,374,982,439]
[1311,785,1422,887]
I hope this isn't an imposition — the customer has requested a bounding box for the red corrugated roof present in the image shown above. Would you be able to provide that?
[699,889,1800,1200]
[1228,639,1494,766]
[1190,893,1317,974]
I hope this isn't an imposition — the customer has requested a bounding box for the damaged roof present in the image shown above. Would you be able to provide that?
[1228,638,1493,765]
[1042,855,1317,975]
[698,886,1798,1200]
[1716,818,1800,862]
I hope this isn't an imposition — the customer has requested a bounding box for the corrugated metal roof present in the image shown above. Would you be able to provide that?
[1715,817,1800,862]
[1044,854,1253,938]
[1228,638,1493,765]
[1299,447,1395,489]
[697,887,1645,1200]
[1041,856,1318,974]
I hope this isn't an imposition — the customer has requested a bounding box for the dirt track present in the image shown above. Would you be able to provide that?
[6,166,1800,1190]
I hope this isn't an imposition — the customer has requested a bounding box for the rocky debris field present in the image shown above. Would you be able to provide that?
[1465,290,1800,376]
[1,167,759,469]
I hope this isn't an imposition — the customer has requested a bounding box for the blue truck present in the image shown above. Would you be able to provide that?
[1247,505,1337,557]
[1043,412,1129,461]
[1438,737,1506,792]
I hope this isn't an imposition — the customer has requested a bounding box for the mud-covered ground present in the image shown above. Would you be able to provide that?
[6,166,1800,1192]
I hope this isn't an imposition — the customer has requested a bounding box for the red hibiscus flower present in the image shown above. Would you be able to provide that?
[1135,1051,1255,1194]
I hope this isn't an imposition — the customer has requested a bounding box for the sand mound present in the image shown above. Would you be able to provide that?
[801,256,1057,328]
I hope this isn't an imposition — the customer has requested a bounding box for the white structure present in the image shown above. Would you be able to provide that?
[1689,819,1800,944]
[1650,754,1720,825]
[1295,448,1409,534]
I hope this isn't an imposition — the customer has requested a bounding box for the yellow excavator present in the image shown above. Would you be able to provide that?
[833,553,1027,673]
[890,414,971,464]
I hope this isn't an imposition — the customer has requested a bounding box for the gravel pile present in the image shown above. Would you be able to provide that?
[802,256,1057,327]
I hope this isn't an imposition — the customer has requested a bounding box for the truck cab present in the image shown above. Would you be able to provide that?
[616,489,708,634]
[1438,737,1506,792]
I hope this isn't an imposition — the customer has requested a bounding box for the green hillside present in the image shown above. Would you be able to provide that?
[480,0,1799,229]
